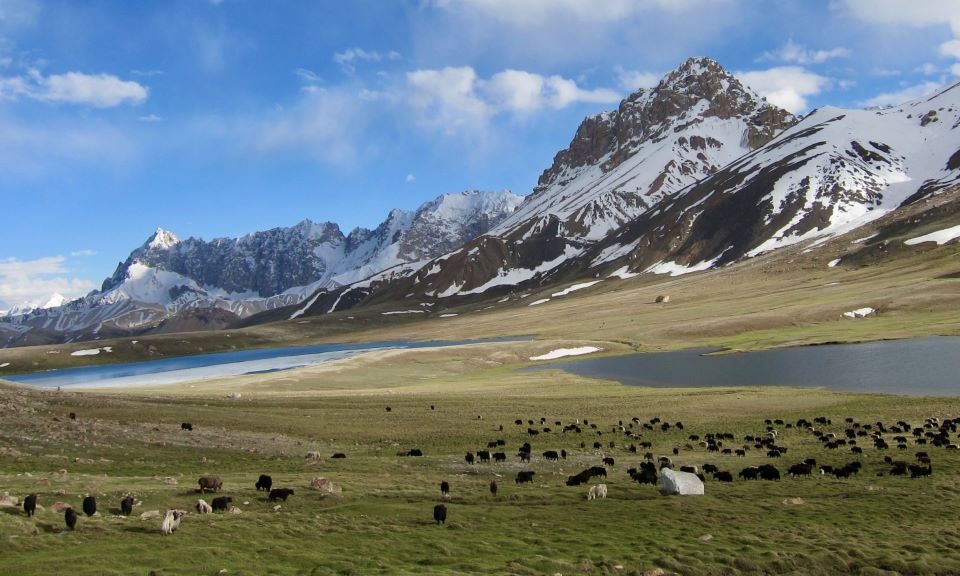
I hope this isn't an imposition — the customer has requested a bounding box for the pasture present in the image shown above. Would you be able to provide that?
[4,342,960,575]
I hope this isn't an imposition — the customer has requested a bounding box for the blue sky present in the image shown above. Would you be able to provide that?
[1,0,959,309]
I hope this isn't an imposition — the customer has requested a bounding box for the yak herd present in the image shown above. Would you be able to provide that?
[11,412,957,533]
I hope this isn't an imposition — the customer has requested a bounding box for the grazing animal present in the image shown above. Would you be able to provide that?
[543,450,559,461]
[515,471,536,484]
[788,463,812,477]
[65,507,78,530]
[69,412,76,420]
[440,481,450,497]
[160,510,184,535]
[493,452,506,462]
[490,480,498,497]
[679,465,698,474]
[408,448,424,457]
[566,470,593,486]
[255,474,273,492]
[587,484,608,500]
[713,471,733,482]
[602,457,615,467]
[332,453,347,459]
[211,496,233,512]
[739,466,760,480]
[269,488,295,502]
[198,475,223,493]
[477,450,491,463]
[82,496,97,517]
[195,499,212,514]
[433,504,447,525]
[21,494,37,517]
[465,452,475,465]
[180,422,193,431]
[702,464,718,474]
[120,496,134,516]
[758,465,781,481]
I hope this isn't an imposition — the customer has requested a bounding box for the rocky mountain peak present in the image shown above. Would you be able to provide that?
[534,57,796,192]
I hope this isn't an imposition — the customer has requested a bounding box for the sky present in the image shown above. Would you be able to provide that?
[1,0,959,310]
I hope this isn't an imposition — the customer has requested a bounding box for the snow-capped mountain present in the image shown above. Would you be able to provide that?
[1,293,70,318]
[0,190,522,346]
[293,57,960,315]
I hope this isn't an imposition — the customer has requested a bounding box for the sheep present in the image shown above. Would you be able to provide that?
[587,484,608,500]
[160,510,184,535]
[255,474,273,492]
[211,496,232,512]
[433,504,447,525]
[269,488,295,502]
[23,494,37,517]
[198,475,223,493]
[195,499,213,514]
[120,495,134,516]
[82,496,97,517]
[65,507,78,530]
[515,471,535,484]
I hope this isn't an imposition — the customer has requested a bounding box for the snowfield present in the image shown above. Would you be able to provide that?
[904,225,960,246]
[529,347,603,361]
[552,281,601,298]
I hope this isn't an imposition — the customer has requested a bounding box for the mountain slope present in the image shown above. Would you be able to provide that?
[295,60,960,316]
[0,190,522,346]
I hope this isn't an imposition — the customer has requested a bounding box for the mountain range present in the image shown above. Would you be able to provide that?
[3,56,959,347]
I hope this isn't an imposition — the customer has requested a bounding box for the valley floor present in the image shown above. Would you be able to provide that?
[1,234,958,575]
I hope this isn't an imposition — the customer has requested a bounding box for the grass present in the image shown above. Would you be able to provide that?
[4,354,960,575]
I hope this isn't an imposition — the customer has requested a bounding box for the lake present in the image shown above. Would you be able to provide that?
[4,338,513,389]
[527,337,960,396]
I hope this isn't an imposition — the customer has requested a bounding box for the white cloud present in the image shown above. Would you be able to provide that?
[0,69,147,107]
[405,173,415,183]
[252,86,367,166]
[334,48,401,73]
[138,114,162,122]
[842,0,960,33]
[294,67,321,84]
[917,63,942,75]
[735,67,829,113]
[843,0,960,76]
[859,81,943,108]
[0,255,96,309]
[871,68,902,77]
[406,66,620,133]
[614,66,660,92]
[760,39,850,65]
[70,249,96,257]
[131,69,163,78]
[429,0,716,26]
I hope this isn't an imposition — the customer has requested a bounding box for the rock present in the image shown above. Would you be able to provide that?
[163,477,178,485]
[782,497,805,505]
[0,493,18,507]
[273,505,282,511]
[655,295,671,303]
[310,477,341,493]
[228,506,242,514]
[140,510,161,520]
[226,392,242,399]
[642,570,667,576]
[51,502,72,513]
[699,534,714,541]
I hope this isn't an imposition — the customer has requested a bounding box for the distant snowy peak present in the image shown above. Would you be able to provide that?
[41,293,68,309]
[147,228,180,250]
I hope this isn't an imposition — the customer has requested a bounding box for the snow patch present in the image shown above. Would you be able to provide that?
[381,310,425,315]
[439,313,458,318]
[0,362,9,368]
[529,346,602,361]
[71,346,113,357]
[551,281,601,297]
[645,258,717,276]
[843,307,875,318]
[528,298,551,306]
[904,225,960,246]
[290,290,323,320]
[608,266,639,280]
[828,259,841,268]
